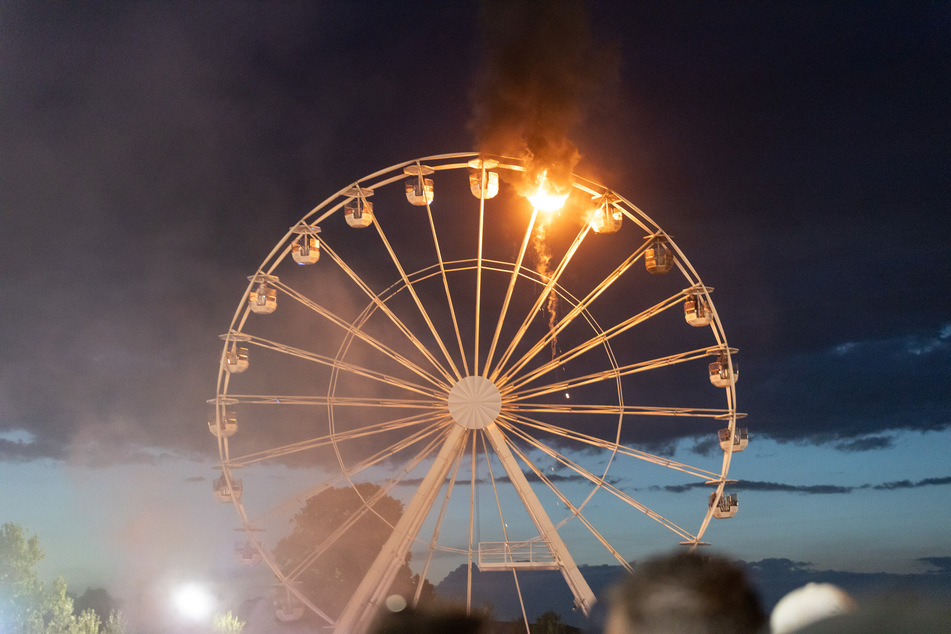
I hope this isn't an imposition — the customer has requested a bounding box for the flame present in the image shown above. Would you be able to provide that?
[526,170,569,212]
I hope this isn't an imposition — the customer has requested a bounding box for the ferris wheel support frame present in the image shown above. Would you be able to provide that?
[213,151,744,632]
[335,424,468,632]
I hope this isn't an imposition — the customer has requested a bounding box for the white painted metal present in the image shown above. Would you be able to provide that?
[448,376,502,430]
[483,423,597,615]
[335,425,469,633]
[212,152,742,631]
[478,541,559,570]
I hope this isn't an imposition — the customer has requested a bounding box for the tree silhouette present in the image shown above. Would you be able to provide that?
[0,523,127,633]
[273,483,435,620]
[533,610,567,634]
[73,588,118,625]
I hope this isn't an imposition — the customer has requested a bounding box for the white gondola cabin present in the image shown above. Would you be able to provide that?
[224,343,249,373]
[214,475,242,503]
[292,235,320,264]
[274,588,304,622]
[709,353,738,388]
[249,284,276,314]
[590,194,623,234]
[645,237,674,274]
[219,331,251,372]
[208,412,237,438]
[290,224,321,265]
[404,164,435,206]
[344,187,374,228]
[235,540,262,566]
[710,492,738,519]
[684,293,712,327]
[468,158,499,199]
[718,427,749,452]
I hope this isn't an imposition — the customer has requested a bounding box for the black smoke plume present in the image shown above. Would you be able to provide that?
[469,0,612,195]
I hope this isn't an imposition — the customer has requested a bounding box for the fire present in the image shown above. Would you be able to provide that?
[522,164,571,360]
[526,169,569,212]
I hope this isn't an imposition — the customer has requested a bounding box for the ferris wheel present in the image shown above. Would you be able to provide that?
[210,152,745,632]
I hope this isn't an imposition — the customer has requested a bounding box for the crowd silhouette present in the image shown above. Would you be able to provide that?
[369,551,947,633]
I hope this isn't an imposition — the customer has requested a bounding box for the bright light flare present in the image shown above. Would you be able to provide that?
[173,582,215,622]
[526,170,569,212]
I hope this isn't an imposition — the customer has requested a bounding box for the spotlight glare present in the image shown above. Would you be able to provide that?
[173,582,215,622]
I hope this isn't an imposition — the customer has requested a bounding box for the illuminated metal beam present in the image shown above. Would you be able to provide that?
[334,425,469,633]
[483,424,596,616]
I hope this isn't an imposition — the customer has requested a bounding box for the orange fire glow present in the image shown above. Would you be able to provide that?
[526,170,569,212]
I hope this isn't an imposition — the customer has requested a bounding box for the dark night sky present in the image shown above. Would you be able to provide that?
[1,0,949,628]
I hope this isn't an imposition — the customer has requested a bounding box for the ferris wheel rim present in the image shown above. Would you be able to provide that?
[212,151,741,630]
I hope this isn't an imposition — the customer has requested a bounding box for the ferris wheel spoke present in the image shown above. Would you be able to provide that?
[373,218,464,381]
[285,429,449,582]
[225,411,442,468]
[242,334,445,399]
[488,220,592,383]
[467,431,478,612]
[424,201,470,377]
[510,402,738,420]
[283,482,395,582]
[248,419,451,527]
[274,279,450,390]
[221,393,444,409]
[504,345,725,401]
[497,241,653,386]
[500,290,689,390]
[483,207,539,376]
[317,239,457,385]
[495,418,634,570]
[504,413,721,480]
[474,193,486,375]
[498,417,696,545]
[480,430,511,539]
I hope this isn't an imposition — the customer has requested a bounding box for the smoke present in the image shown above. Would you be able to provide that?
[469,0,610,195]
[531,217,559,359]
[470,0,615,357]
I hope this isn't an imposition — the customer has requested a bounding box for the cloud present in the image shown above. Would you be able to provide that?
[0,437,63,462]
[2,1,949,473]
[0,3,279,465]
[745,556,951,608]
[653,481,853,495]
[1,2,470,467]
[688,436,721,457]
[746,558,815,574]
[747,326,951,446]
[652,475,951,495]
[658,481,840,494]
[873,476,951,491]
[917,557,951,574]
[833,435,895,452]
[740,481,855,495]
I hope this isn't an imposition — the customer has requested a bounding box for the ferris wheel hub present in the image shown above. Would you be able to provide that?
[448,376,502,430]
